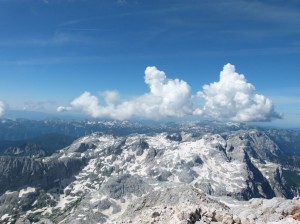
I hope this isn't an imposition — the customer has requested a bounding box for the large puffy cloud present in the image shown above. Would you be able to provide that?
[58,64,281,122]
[0,101,5,117]
[196,63,282,122]
[68,66,195,120]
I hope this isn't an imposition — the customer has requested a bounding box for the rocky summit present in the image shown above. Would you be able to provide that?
[0,122,300,223]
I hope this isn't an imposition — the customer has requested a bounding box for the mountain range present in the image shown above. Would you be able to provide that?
[0,119,300,223]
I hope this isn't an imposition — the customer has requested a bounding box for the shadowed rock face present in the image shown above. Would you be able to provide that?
[3,142,46,158]
[0,156,86,194]
[166,133,182,142]
[132,139,149,156]
[239,152,276,199]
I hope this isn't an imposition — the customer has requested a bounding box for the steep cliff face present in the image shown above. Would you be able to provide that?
[3,142,46,158]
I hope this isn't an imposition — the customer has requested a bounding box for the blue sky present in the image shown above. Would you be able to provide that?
[0,0,300,127]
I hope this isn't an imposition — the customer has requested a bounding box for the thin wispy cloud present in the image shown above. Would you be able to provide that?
[143,0,300,46]
[0,30,106,48]
[58,17,98,27]
[23,100,58,112]
[116,0,127,6]
[0,56,108,66]
[58,64,281,122]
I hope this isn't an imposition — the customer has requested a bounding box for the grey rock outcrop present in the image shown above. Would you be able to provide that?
[101,174,152,199]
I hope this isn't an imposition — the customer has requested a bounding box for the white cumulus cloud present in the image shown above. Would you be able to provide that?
[196,63,282,122]
[67,66,195,120]
[58,64,281,122]
[0,101,5,117]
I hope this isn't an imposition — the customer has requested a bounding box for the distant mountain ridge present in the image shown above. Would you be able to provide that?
[1,118,300,155]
